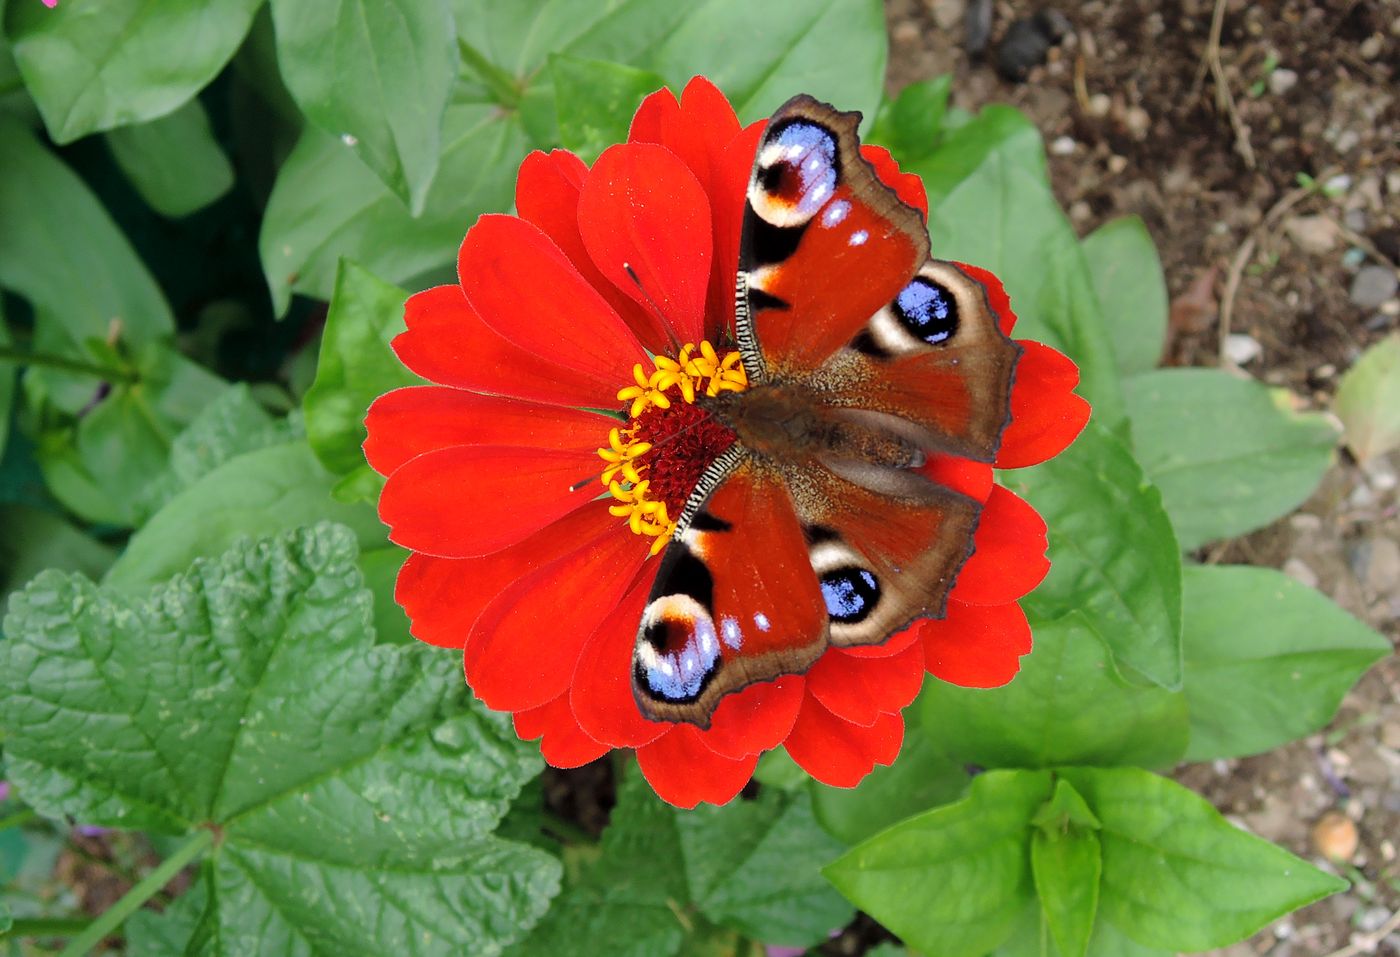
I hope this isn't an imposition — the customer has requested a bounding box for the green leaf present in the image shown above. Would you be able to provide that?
[0,316,13,465]
[1081,217,1167,377]
[995,903,1170,957]
[647,0,887,124]
[549,54,666,164]
[104,98,234,218]
[677,787,851,946]
[0,118,172,346]
[260,107,527,314]
[514,772,848,953]
[1181,564,1390,761]
[921,613,1188,769]
[304,262,417,476]
[135,384,290,522]
[105,441,387,590]
[910,106,1126,426]
[868,75,952,166]
[1124,368,1339,550]
[125,877,208,957]
[0,504,116,605]
[1334,333,1400,463]
[270,0,456,213]
[358,545,413,645]
[824,770,1053,957]
[5,0,262,143]
[1005,420,1184,689]
[31,345,225,526]
[811,707,969,845]
[0,524,560,956]
[1058,767,1346,951]
[1031,781,1101,957]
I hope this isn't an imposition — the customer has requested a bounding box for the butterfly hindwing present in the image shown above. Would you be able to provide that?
[633,456,828,727]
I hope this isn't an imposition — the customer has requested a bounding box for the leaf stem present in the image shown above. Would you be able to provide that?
[2,917,94,939]
[457,38,522,109]
[57,828,214,957]
[0,346,138,383]
[0,809,38,831]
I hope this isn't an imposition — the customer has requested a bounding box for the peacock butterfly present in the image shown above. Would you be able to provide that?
[631,95,1020,727]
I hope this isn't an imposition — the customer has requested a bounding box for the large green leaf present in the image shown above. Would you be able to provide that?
[647,0,886,124]
[270,0,456,213]
[1181,564,1389,761]
[1081,216,1167,377]
[0,524,559,956]
[909,107,1125,425]
[0,504,116,609]
[825,770,1053,957]
[1059,767,1345,951]
[994,904,1170,957]
[922,613,1188,769]
[1334,333,1400,462]
[259,106,527,314]
[513,771,849,954]
[303,263,417,477]
[0,315,12,465]
[1005,421,1183,689]
[5,0,262,143]
[0,118,172,346]
[550,54,667,164]
[105,441,385,590]
[104,98,234,218]
[1125,369,1339,550]
[867,75,952,166]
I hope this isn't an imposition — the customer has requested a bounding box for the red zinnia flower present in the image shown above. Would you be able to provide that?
[366,77,1089,808]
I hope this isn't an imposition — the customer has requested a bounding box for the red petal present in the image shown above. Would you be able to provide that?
[394,285,617,408]
[862,143,928,218]
[578,143,711,347]
[694,676,804,759]
[784,695,904,788]
[709,121,765,341]
[458,214,647,383]
[836,623,922,659]
[380,445,602,558]
[571,574,669,749]
[663,76,741,193]
[956,262,1017,335]
[514,695,609,769]
[805,641,925,727]
[636,725,758,809]
[951,485,1050,605]
[396,505,620,649]
[628,86,680,144]
[996,341,1092,469]
[918,455,994,503]
[919,600,1032,688]
[364,387,606,477]
[516,149,673,353]
[465,524,648,712]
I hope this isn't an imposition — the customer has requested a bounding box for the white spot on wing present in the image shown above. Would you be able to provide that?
[849,229,869,246]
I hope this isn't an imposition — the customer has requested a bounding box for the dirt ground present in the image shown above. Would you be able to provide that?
[882,0,1400,953]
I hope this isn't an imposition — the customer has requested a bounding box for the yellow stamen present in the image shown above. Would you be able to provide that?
[597,339,748,552]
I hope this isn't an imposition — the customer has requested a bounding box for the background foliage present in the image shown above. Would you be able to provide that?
[0,1,1387,955]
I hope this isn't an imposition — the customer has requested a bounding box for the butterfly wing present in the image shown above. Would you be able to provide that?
[632,454,828,727]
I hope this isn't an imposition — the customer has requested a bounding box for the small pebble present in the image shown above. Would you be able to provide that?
[930,0,965,31]
[1087,92,1111,117]
[1358,33,1384,60]
[1344,208,1368,233]
[1335,129,1360,153]
[1107,154,1128,174]
[1357,905,1391,933]
[1225,333,1262,364]
[1123,105,1151,140]
[1350,265,1399,309]
[1382,722,1400,750]
[1050,135,1076,156]
[1289,512,1322,532]
[1314,363,1336,378]
[1283,557,1319,588]
[1283,215,1340,255]
[1311,810,1359,862]
[1325,173,1353,194]
[1381,839,1396,862]
[1268,68,1298,95]
[1343,247,1368,270]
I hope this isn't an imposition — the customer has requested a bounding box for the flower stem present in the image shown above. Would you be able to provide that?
[0,809,37,831]
[0,346,137,383]
[2,917,94,939]
[56,828,214,957]
[457,38,522,109]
